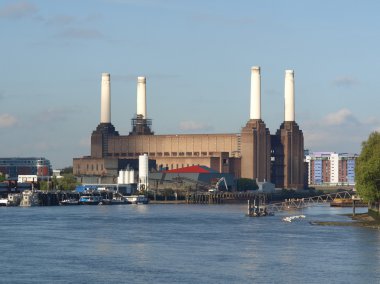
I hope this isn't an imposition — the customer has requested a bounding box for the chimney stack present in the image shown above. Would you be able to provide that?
[137,76,147,118]
[250,66,261,120]
[284,70,295,122]
[100,73,111,123]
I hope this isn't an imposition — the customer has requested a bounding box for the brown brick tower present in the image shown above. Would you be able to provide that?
[240,67,271,182]
[273,70,304,189]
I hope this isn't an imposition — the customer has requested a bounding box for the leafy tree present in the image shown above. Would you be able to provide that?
[0,172,5,182]
[236,178,258,191]
[60,167,73,175]
[56,174,78,191]
[39,181,48,191]
[355,132,380,202]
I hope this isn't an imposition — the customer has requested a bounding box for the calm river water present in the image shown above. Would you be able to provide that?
[0,204,379,283]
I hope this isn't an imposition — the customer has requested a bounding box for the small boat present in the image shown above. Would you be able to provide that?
[125,195,149,204]
[60,198,79,206]
[79,195,102,205]
[0,197,8,206]
[282,215,306,222]
[7,193,21,206]
[20,190,40,207]
[100,196,129,205]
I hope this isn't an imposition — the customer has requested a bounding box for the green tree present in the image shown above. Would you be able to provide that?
[0,172,5,182]
[236,178,258,191]
[39,181,48,191]
[60,167,73,175]
[355,132,380,202]
[56,174,78,191]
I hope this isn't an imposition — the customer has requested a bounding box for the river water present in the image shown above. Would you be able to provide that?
[0,204,379,283]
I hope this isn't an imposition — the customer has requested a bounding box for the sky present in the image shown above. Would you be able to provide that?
[0,0,379,169]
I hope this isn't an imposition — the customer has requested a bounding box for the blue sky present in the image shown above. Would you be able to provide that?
[1,0,379,168]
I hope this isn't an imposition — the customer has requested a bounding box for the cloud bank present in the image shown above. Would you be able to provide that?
[303,108,379,153]
[0,1,37,19]
[179,120,213,132]
[0,113,18,128]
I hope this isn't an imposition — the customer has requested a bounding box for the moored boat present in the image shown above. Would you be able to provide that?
[60,198,79,206]
[20,190,40,207]
[125,195,149,204]
[100,195,130,205]
[7,193,21,206]
[0,197,8,206]
[79,195,102,205]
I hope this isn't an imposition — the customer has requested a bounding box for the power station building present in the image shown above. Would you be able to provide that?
[73,67,305,189]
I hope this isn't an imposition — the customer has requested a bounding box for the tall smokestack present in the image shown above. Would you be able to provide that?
[250,66,261,120]
[100,73,111,123]
[284,70,295,122]
[137,76,147,118]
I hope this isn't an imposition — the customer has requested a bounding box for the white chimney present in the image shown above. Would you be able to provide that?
[284,70,295,122]
[100,73,111,123]
[137,76,147,118]
[250,66,261,120]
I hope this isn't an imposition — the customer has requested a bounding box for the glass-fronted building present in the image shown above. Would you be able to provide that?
[0,157,52,180]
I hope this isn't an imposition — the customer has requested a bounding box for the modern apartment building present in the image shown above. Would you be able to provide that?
[305,152,357,186]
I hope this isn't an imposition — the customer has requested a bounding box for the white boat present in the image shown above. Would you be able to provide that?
[100,196,129,205]
[0,198,8,206]
[125,195,149,204]
[282,215,306,222]
[60,198,79,206]
[20,190,40,207]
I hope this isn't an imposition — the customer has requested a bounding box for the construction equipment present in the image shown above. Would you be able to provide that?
[208,177,228,193]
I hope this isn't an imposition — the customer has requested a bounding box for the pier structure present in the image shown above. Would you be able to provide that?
[186,191,269,204]
[265,191,362,212]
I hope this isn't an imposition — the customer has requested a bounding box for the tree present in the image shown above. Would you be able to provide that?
[0,172,5,182]
[56,174,78,191]
[355,132,380,202]
[60,167,73,175]
[236,178,258,191]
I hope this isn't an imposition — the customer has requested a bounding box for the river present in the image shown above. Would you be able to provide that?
[0,204,379,283]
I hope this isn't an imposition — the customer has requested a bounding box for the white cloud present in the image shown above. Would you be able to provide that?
[179,120,213,132]
[0,114,18,128]
[303,109,376,153]
[0,1,37,19]
[322,108,359,126]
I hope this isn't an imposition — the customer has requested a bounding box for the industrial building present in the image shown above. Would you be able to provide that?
[73,67,305,189]
[305,152,358,186]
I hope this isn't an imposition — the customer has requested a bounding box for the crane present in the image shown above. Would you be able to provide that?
[208,177,228,193]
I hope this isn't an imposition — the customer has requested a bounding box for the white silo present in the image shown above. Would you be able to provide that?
[117,170,124,184]
[128,169,135,184]
[139,154,149,191]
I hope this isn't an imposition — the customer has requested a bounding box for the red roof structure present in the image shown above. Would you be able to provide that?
[164,165,217,174]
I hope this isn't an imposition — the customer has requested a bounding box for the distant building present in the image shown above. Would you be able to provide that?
[149,165,235,191]
[73,68,305,189]
[305,152,358,186]
[0,157,52,180]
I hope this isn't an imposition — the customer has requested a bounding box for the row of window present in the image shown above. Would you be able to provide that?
[108,152,217,158]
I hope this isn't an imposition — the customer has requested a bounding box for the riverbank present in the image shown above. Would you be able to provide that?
[311,212,380,229]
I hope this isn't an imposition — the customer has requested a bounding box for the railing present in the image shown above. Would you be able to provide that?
[266,191,355,212]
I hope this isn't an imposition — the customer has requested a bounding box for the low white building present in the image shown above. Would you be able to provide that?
[18,175,38,183]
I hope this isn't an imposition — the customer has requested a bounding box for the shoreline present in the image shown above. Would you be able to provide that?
[311,213,380,229]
